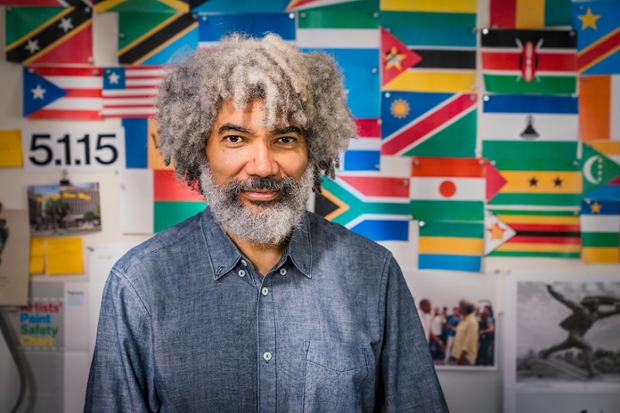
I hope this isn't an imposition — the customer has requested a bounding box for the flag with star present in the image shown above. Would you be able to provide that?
[380,27,421,87]
[579,75,620,140]
[487,208,581,258]
[5,6,92,64]
[379,0,477,93]
[581,199,620,263]
[482,94,579,162]
[418,221,484,272]
[102,66,164,118]
[573,1,620,74]
[199,13,296,49]
[481,29,577,94]
[340,119,381,171]
[381,91,477,157]
[23,66,103,120]
[315,174,411,241]
[489,0,572,29]
[484,210,516,255]
[118,11,198,65]
[580,143,620,200]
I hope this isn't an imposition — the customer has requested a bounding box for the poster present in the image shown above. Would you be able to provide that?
[0,208,29,306]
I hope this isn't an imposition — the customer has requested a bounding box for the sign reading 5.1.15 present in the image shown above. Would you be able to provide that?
[22,128,125,172]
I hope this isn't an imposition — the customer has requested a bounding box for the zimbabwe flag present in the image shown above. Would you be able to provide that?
[481,29,577,94]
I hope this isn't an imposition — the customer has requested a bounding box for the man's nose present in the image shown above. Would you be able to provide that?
[245,142,279,177]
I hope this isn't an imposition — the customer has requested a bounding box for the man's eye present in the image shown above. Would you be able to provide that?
[278,136,295,144]
[226,135,242,143]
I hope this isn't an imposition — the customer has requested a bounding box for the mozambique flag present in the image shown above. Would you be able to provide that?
[381,91,477,157]
[418,221,484,272]
[410,157,485,222]
[487,208,581,258]
[94,0,190,12]
[482,94,579,162]
[341,119,381,171]
[489,0,572,29]
[481,29,577,94]
[5,6,92,64]
[315,174,411,241]
[118,11,198,65]
[573,1,620,74]
[581,143,620,200]
[488,158,582,208]
[581,199,620,263]
[579,75,620,140]
[379,0,477,93]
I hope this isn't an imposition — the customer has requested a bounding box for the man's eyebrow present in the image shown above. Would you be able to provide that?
[218,123,251,134]
[274,126,302,135]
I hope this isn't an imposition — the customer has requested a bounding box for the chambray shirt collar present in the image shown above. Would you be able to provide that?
[200,207,312,280]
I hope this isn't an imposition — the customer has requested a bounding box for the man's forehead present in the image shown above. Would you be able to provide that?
[214,98,303,134]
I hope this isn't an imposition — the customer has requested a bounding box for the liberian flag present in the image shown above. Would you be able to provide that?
[579,75,620,141]
[341,119,381,171]
[316,174,411,241]
[410,157,486,222]
[381,91,477,157]
[102,66,164,118]
[23,66,102,120]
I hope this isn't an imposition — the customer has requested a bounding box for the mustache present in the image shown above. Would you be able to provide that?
[223,177,296,197]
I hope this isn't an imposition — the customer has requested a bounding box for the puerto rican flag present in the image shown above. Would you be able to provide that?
[23,66,102,120]
[102,66,165,118]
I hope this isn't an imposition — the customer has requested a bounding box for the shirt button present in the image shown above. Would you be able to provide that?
[263,352,272,361]
[241,259,247,266]
[279,268,287,275]
[261,287,268,296]
[238,270,246,277]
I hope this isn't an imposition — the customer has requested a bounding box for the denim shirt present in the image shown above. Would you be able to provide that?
[85,208,448,413]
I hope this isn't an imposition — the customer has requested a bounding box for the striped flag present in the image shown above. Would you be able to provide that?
[199,13,296,49]
[341,119,381,171]
[1,1,92,5]
[588,141,620,166]
[190,0,289,13]
[154,170,205,233]
[315,174,411,241]
[410,157,485,222]
[573,1,620,74]
[381,91,477,157]
[94,0,189,12]
[581,199,620,263]
[482,94,579,162]
[418,221,484,272]
[23,66,102,120]
[484,210,516,255]
[379,0,477,93]
[579,75,620,141]
[286,0,361,11]
[490,0,572,29]
[5,6,92,64]
[581,143,620,198]
[102,66,164,118]
[488,208,581,258]
[481,29,577,94]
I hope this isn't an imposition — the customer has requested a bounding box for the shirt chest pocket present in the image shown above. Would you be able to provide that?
[303,341,371,413]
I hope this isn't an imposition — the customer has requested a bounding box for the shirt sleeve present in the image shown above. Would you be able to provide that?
[377,256,450,413]
[84,270,160,413]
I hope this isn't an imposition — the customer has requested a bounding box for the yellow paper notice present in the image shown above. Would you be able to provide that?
[148,118,174,170]
[46,238,83,275]
[0,130,23,167]
[29,238,45,274]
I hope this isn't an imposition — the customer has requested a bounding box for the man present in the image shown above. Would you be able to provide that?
[475,305,495,366]
[450,300,479,366]
[417,298,433,341]
[85,34,448,412]
[443,307,460,364]
[430,307,445,360]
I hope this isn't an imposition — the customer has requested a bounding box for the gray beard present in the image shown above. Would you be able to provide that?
[199,165,314,246]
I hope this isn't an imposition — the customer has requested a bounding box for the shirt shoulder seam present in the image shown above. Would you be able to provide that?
[109,267,153,320]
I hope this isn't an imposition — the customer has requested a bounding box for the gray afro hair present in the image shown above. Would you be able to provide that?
[155,33,358,193]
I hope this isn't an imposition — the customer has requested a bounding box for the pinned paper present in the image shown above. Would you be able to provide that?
[29,237,45,274]
[46,237,83,275]
[0,130,23,167]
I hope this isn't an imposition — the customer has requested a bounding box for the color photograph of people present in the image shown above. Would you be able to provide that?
[417,298,496,367]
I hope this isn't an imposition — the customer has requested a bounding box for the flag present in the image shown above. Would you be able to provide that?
[199,13,296,49]
[482,94,579,162]
[484,210,516,255]
[154,170,205,232]
[489,0,572,29]
[23,66,103,120]
[286,0,361,11]
[123,118,148,168]
[581,143,620,198]
[0,0,92,5]
[480,29,577,94]
[588,141,620,166]
[94,0,189,12]
[488,208,581,258]
[380,27,421,87]
[381,91,477,157]
[102,66,164,118]
[410,157,485,222]
[379,0,477,93]
[573,1,620,74]
[579,75,620,141]
[190,0,289,13]
[297,9,379,118]
[341,119,381,171]
[5,6,92,64]
[581,199,620,263]
[315,174,411,241]
[418,221,484,272]
[488,157,582,208]
[118,11,198,65]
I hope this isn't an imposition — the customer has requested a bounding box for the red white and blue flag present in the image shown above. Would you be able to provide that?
[341,119,381,171]
[102,66,164,118]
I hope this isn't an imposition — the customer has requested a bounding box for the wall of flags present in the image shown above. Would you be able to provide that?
[3,0,620,274]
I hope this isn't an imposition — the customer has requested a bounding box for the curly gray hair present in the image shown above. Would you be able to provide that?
[155,33,357,193]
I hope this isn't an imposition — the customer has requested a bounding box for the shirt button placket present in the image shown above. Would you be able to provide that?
[257,275,276,412]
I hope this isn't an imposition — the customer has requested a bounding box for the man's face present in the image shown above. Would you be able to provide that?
[420,301,431,314]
